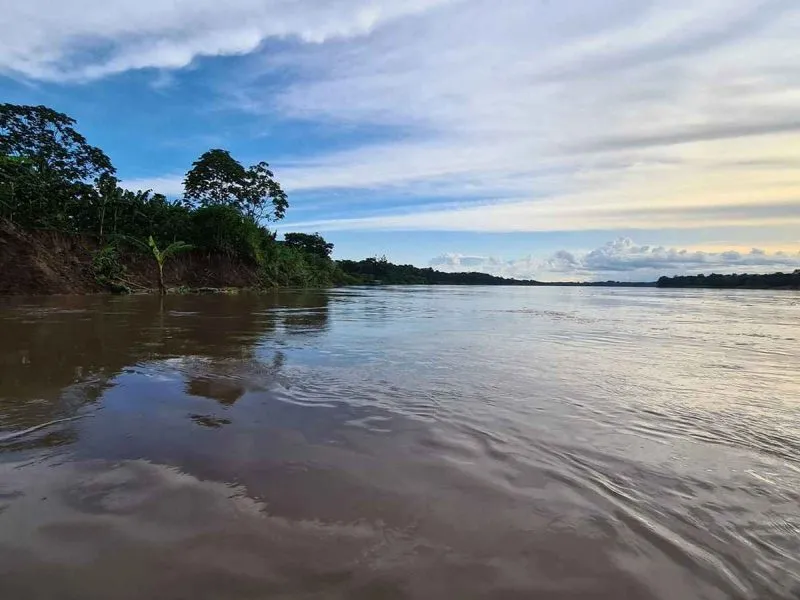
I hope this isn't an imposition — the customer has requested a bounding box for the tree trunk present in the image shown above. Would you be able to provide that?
[99,201,105,240]
[157,263,166,295]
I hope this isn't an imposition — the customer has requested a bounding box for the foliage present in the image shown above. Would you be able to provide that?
[189,205,271,264]
[0,103,114,183]
[283,232,334,259]
[0,155,42,224]
[183,149,288,222]
[261,243,340,288]
[0,104,115,232]
[657,271,800,290]
[91,245,127,291]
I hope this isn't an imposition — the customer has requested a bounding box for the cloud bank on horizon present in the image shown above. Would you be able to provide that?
[430,238,800,282]
[3,0,800,277]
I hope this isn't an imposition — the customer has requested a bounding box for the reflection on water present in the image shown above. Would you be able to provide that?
[0,287,799,599]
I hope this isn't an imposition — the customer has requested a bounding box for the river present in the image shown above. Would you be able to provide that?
[0,287,798,599]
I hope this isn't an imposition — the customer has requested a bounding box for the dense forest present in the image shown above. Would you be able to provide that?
[657,272,800,290]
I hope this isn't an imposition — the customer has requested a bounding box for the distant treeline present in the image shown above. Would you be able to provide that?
[657,271,800,290]
[335,258,656,287]
[336,257,540,285]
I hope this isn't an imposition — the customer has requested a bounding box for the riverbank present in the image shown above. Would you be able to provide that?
[0,221,262,295]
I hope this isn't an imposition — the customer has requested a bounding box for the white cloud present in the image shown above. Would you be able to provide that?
[0,0,454,81]
[430,238,800,282]
[121,175,185,196]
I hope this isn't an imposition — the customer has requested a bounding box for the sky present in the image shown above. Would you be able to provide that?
[2,0,800,281]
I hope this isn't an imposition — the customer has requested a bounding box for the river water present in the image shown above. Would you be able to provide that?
[0,287,798,599]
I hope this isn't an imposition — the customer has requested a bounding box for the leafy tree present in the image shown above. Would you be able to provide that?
[183,149,288,221]
[283,232,334,259]
[0,104,115,230]
[93,173,122,238]
[0,104,114,181]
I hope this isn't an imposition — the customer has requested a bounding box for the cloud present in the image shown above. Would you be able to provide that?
[430,238,800,281]
[0,0,454,81]
[259,0,800,234]
[283,192,800,233]
[11,0,800,241]
[122,175,185,196]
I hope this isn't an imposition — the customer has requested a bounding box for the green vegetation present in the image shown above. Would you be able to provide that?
[0,102,342,292]
[657,271,800,290]
[336,257,541,285]
[91,245,128,292]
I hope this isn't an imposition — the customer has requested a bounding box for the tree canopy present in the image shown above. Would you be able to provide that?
[183,149,288,222]
[0,104,117,230]
[0,103,114,183]
[283,232,334,259]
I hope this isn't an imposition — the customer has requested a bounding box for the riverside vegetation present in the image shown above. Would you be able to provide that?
[657,271,800,290]
[0,102,535,294]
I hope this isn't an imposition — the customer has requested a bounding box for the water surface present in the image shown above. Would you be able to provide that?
[0,287,798,599]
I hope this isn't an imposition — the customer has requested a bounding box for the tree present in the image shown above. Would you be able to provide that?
[183,149,288,222]
[283,232,334,259]
[0,155,39,223]
[0,104,115,230]
[94,174,122,239]
[147,236,193,295]
[0,104,114,183]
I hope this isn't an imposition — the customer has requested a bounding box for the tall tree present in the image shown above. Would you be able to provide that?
[0,104,115,229]
[0,104,114,183]
[183,149,288,222]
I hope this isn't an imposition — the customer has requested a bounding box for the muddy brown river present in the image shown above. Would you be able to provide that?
[0,287,798,599]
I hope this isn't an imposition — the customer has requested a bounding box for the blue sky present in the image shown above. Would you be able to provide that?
[3,0,800,280]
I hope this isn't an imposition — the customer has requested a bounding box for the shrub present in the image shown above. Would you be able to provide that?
[91,245,127,291]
